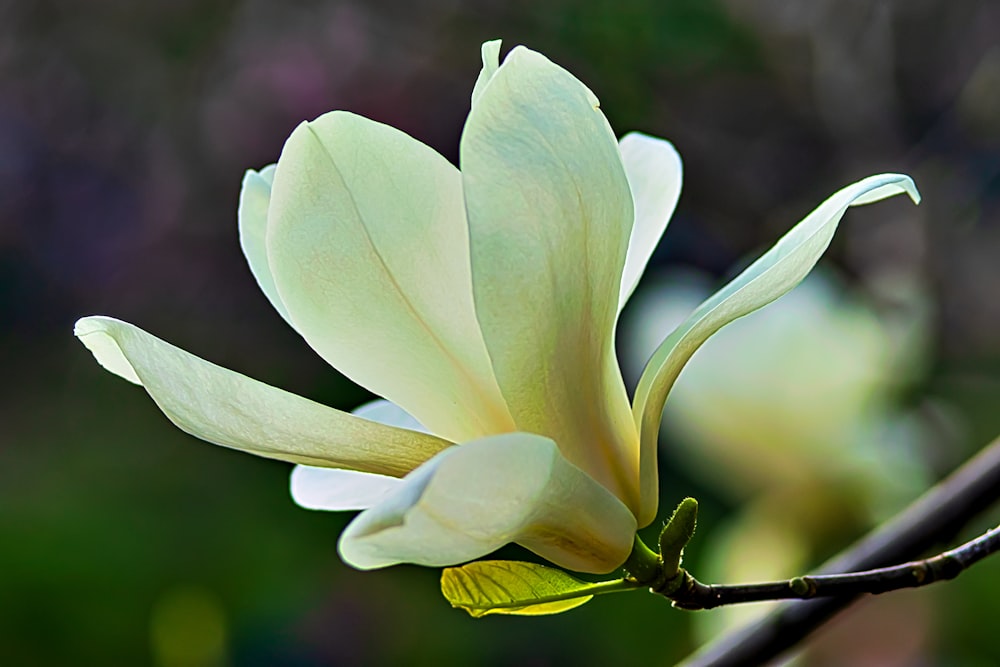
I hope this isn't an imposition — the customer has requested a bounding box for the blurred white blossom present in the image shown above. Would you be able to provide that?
[623,269,935,644]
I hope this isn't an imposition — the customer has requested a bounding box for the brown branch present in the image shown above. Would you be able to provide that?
[663,522,999,610]
[677,435,1000,667]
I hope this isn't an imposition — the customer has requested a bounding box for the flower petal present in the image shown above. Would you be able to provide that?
[338,433,637,574]
[266,111,515,443]
[351,398,428,434]
[459,45,640,513]
[74,316,452,476]
[237,164,293,325]
[291,466,402,511]
[470,39,502,107]
[289,398,427,511]
[618,132,683,312]
[631,174,920,524]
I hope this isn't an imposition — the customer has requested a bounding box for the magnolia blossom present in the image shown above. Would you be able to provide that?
[75,40,919,575]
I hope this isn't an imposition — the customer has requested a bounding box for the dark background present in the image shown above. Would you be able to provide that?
[2,1,999,665]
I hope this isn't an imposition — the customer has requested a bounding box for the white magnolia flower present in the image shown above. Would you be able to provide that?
[75,40,919,575]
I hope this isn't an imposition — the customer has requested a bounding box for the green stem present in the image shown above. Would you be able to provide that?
[666,521,1000,611]
[623,534,662,585]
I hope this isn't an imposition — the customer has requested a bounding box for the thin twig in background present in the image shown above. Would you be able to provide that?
[664,522,999,610]
[677,435,1000,667]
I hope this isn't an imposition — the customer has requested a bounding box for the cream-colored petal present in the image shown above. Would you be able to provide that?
[618,132,683,312]
[460,45,640,514]
[266,112,514,443]
[74,316,452,476]
[632,174,920,524]
[351,398,428,434]
[470,39,502,107]
[288,398,430,511]
[237,164,293,325]
[290,466,402,511]
[338,433,637,574]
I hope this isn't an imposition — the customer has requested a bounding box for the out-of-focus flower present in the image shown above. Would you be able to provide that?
[75,40,918,577]
[624,270,931,507]
[623,269,935,647]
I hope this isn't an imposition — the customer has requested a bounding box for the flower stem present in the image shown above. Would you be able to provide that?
[665,521,999,611]
[623,534,662,585]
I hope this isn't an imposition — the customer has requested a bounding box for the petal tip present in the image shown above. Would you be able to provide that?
[885,173,921,205]
[73,315,101,338]
[240,168,258,185]
[848,173,921,208]
[481,39,502,65]
[336,535,388,571]
[904,177,922,205]
[241,164,276,187]
[471,40,506,107]
[73,316,142,385]
[289,465,315,510]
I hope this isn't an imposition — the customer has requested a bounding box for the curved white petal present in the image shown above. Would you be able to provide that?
[74,316,452,476]
[338,433,637,574]
[618,132,683,312]
[632,174,920,524]
[238,164,293,325]
[351,398,428,434]
[291,466,402,511]
[460,45,640,513]
[266,111,514,444]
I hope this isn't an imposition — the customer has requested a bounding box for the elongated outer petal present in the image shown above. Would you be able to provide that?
[289,398,425,511]
[74,316,452,476]
[460,45,641,514]
[338,433,637,574]
[618,132,683,312]
[238,164,293,325]
[632,174,920,524]
[266,111,515,444]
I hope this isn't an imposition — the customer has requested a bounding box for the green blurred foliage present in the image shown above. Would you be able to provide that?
[2,0,1000,665]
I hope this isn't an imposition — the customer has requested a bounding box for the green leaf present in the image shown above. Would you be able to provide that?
[441,560,633,618]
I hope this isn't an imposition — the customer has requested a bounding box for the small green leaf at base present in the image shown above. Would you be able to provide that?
[441,560,598,617]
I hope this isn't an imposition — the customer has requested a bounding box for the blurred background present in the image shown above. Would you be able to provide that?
[2,0,999,665]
